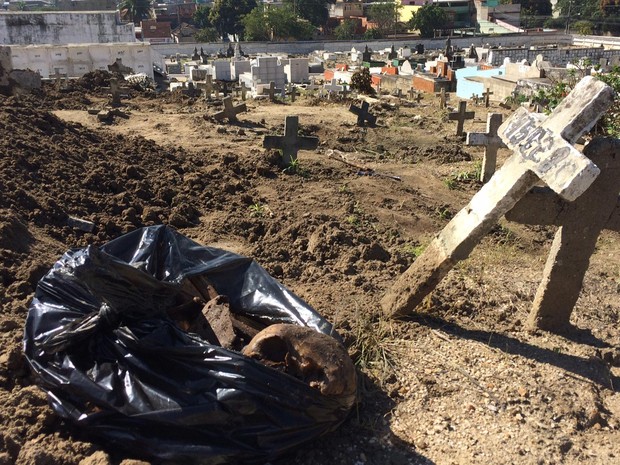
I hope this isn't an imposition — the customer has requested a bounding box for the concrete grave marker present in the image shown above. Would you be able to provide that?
[448,101,475,136]
[381,76,614,319]
[54,68,68,90]
[340,85,351,99]
[198,75,214,99]
[104,78,131,107]
[505,137,620,331]
[349,101,377,126]
[263,115,319,166]
[240,82,248,101]
[482,87,494,107]
[466,113,507,182]
[213,96,247,122]
[324,79,344,99]
[436,88,448,109]
[471,93,480,105]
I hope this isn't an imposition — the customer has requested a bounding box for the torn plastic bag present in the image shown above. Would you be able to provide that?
[24,226,356,464]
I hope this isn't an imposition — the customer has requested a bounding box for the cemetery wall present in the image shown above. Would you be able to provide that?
[151,33,571,60]
[488,47,620,67]
[0,12,135,46]
[8,43,153,79]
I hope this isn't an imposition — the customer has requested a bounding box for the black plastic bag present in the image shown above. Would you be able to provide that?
[24,226,355,464]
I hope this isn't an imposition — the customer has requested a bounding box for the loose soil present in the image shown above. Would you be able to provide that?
[1,77,619,465]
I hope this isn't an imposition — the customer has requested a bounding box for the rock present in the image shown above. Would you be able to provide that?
[79,451,112,465]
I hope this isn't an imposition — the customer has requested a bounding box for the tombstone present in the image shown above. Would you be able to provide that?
[448,101,475,136]
[240,82,248,101]
[445,37,453,60]
[226,43,234,58]
[192,47,200,61]
[466,113,507,182]
[213,82,221,98]
[105,78,131,107]
[416,44,424,55]
[388,45,397,61]
[264,81,282,101]
[436,88,448,109]
[471,93,480,105]
[381,76,614,319]
[349,101,377,126]
[468,44,478,61]
[324,78,344,98]
[393,88,403,99]
[263,115,319,166]
[505,138,620,331]
[53,68,68,90]
[213,96,247,122]
[482,87,494,107]
[287,83,299,102]
[340,85,351,99]
[181,81,201,98]
[200,47,208,64]
[362,45,372,63]
[409,88,422,103]
[201,75,214,99]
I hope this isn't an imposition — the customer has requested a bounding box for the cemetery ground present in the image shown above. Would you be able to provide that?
[1,79,619,465]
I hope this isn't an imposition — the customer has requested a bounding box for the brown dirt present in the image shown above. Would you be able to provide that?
[1,80,619,465]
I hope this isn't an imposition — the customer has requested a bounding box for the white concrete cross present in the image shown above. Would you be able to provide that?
[324,78,344,99]
[382,76,614,318]
[466,113,507,182]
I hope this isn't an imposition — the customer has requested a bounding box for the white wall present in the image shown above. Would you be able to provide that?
[9,43,153,79]
[0,11,135,45]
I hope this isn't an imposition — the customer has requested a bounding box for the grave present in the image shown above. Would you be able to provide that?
[466,113,507,182]
[263,81,282,101]
[104,78,131,107]
[263,116,319,166]
[287,84,299,102]
[198,75,214,99]
[53,68,68,90]
[448,101,474,136]
[409,88,422,103]
[212,96,247,122]
[482,87,493,107]
[381,76,614,321]
[181,81,200,98]
[505,137,620,331]
[471,93,480,105]
[349,101,377,127]
[324,79,344,99]
[436,88,448,109]
[340,85,351,99]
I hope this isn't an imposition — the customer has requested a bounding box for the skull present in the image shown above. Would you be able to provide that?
[242,323,357,398]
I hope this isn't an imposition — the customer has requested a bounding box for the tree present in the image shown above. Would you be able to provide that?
[242,6,316,41]
[368,1,402,37]
[350,67,374,95]
[194,28,219,43]
[209,0,257,41]
[283,0,329,27]
[118,0,153,24]
[335,19,357,40]
[515,0,552,16]
[408,2,448,38]
[193,5,212,29]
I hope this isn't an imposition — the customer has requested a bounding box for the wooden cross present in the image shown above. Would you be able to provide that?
[506,137,620,331]
[482,87,493,107]
[381,76,613,319]
[448,101,475,136]
[213,96,247,122]
[105,78,131,107]
[466,113,507,182]
[435,88,448,109]
[324,79,344,99]
[264,81,282,101]
[287,84,298,102]
[263,115,319,166]
[349,101,377,126]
